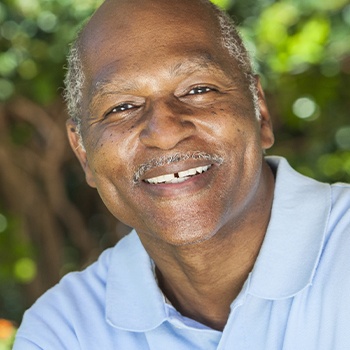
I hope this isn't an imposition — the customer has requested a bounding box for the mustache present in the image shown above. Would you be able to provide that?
[133,151,224,184]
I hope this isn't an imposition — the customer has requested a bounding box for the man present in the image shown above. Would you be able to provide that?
[13,0,350,349]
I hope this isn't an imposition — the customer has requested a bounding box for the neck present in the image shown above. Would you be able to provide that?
[158,232,265,330]
[139,161,275,331]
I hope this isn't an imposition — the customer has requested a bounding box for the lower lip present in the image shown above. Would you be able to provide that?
[140,167,215,197]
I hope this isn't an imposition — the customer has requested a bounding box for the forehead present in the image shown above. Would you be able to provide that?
[79,0,226,74]
[82,0,219,40]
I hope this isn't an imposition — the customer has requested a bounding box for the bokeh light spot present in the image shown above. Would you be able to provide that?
[14,258,37,283]
[0,214,8,233]
[18,59,38,80]
[210,0,232,9]
[293,97,317,119]
[0,52,18,76]
[0,79,15,101]
[1,21,20,40]
[335,126,350,150]
[37,11,57,33]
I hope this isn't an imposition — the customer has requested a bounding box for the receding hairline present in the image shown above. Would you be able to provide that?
[77,0,226,57]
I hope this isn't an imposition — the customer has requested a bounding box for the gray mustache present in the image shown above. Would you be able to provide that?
[133,151,224,184]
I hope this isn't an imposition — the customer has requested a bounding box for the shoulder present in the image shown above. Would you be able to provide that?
[13,242,116,349]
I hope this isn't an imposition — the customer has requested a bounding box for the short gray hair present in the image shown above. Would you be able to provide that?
[64,39,85,134]
[63,0,259,130]
[210,5,259,118]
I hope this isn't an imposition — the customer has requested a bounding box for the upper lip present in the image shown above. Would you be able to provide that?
[133,151,224,185]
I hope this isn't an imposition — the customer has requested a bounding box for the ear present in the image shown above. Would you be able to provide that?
[255,76,274,151]
[66,119,97,188]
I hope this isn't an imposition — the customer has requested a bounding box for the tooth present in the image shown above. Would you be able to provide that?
[178,168,197,178]
[178,170,188,178]
[163,174,175,182]
[178,170,189,178]
[170,177,187,184]
[196,166,204,173]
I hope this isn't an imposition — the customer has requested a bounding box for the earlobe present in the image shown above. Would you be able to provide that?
[66,119,97,188]
[255,77,275,151]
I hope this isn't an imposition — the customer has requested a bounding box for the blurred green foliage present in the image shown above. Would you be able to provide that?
[0,0,103,103]
[231,0,350,181]
[0,0,349,331]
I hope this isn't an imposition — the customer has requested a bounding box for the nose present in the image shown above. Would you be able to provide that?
[139,98,196,150]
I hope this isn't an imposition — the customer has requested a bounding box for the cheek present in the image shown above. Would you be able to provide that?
[86,150,141,227]
[202,106,259,150]
[85,121,138,160]
[83,126,131,192]
[85,124,143,184]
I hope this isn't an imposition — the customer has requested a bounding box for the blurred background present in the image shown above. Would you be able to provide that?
[0,0,349,335]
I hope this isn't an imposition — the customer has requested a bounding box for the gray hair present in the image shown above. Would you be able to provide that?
[63,0,259,136]
[64,40,85,135]
[209,5,260,118]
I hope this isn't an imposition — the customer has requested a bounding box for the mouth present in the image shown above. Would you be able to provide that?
[144,164,212,184]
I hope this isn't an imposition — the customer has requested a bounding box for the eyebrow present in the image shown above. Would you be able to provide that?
[88,54,225,112]
[169,54,222,76]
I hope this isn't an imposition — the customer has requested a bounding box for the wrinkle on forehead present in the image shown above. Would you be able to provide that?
[80,0,220,50]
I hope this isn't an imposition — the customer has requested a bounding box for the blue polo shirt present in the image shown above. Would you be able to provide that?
[13,157,350,349]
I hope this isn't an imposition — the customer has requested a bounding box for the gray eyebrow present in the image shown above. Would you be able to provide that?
[89,79,140,114]
[169,54,221,75]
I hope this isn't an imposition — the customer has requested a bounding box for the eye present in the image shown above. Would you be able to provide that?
[187,86,214,95]
[108,103,135,114]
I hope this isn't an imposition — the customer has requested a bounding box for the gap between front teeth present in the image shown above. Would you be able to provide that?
[145,165,211,184]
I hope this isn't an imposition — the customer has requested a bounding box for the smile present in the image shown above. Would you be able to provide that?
[144,165,212,184]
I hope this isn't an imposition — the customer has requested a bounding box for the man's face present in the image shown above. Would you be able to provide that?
[68,0,274,246]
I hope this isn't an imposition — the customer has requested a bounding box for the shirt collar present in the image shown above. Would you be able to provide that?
[105,231,168,331]
[248,156,331,299]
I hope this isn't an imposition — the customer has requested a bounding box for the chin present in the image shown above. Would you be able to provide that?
[154,226,218,247]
